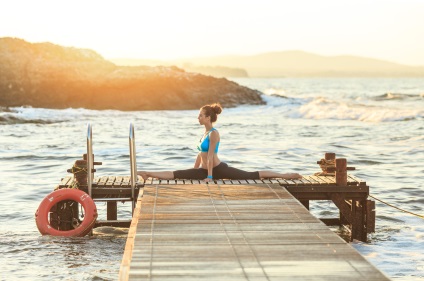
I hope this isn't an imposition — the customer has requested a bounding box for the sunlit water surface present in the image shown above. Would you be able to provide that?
[0,78,423,280]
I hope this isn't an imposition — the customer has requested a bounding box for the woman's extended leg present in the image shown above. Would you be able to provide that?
[258,171,302,180]
[137,171,174,180]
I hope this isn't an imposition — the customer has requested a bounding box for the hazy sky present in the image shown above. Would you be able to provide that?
[1,0,423,65]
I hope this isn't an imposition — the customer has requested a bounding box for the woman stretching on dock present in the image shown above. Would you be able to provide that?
[137,103,302,182]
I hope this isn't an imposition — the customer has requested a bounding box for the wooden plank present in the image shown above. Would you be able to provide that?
[121,176,131,187]
[106,176,116,186]
[297,178,311,185]
[286,186,368,193]
[309,175,331,185]
[303,176,322,185]
[119,192,143,278]
[348,174,367,186]
[285,179,297,186]
[276,179,290,185]
[114,176,124,187]
[59,176,72,186]
[121,183,390,281]
[291,179,302,186]
[299,176,321,186]
[93,177,100,185]
[97,176,109,186]
[316,175,335,184]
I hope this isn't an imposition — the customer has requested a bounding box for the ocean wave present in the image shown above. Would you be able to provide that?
[0,115,58,125]
[296,97,424,122]
[0,107,72,125]
[260,93,308,108]
[1,106,129,125]
[373,92,424,101]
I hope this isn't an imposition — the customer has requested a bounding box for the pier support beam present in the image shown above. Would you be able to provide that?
[107,202,118,220]
[367,200,376,233]
[299,200,309,210]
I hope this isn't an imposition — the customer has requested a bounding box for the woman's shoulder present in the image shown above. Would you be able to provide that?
[210,128,220,138]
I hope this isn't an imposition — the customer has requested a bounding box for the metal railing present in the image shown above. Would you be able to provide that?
[86,122,138,212]
[129,122,138,212]
[86,123,94,198]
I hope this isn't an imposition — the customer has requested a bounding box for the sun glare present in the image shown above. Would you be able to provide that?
[1,0,424,65]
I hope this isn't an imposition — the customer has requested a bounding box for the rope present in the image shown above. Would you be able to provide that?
[68,165,88,189]
[318,158,335,172]
[69,166,88,174]
[369,194,424,219]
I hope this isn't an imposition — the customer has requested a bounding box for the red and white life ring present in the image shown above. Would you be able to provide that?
[35,188,97,237]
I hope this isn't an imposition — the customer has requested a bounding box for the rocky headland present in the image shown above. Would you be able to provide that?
[0,38,264,110]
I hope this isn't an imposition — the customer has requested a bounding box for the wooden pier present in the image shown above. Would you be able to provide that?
[119,180,389,280]
[38,125,389,280]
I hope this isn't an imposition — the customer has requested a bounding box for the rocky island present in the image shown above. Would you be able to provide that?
[0,38,264,110]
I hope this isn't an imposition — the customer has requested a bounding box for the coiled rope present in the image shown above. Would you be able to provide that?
[369,194,424,219]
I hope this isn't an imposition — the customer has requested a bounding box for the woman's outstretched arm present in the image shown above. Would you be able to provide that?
[205,131,219,182]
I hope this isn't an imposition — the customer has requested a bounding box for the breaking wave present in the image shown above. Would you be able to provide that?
[0,115,58,125]
[373,92,424,101]
[261,91,424,123]
[295,97,423,122]
[0,106,122,125]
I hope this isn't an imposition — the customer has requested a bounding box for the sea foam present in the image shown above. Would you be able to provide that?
[297,97,423,122]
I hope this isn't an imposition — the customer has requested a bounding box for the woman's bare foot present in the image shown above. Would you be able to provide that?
[283,173,302,180]
[137,171,149,180]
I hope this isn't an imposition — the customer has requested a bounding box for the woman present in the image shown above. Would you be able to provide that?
[137,103,302,182]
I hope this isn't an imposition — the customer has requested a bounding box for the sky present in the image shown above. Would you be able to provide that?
[1,0,423,65]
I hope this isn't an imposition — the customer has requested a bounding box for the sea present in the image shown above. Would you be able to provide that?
[0,77,423,281]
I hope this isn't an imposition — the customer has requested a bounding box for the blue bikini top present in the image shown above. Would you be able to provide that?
[197,128,220,153]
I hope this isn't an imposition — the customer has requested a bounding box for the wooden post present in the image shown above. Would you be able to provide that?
[367,200,376,233]
[73,159,88,186]
[49,200,79,231]
[335,158,347,186]
[332,194,353,223]
[351,200,367,242]
[317,152,336,174]
[351,200,359,241]
[325,152,336,161]
[340,200,351,225]
[107,202,118,220]
[299,200,309,210]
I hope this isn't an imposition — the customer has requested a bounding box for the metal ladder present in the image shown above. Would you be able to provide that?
[86,122,140,227]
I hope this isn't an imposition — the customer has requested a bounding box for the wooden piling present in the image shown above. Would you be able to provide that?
[335,158,347,186]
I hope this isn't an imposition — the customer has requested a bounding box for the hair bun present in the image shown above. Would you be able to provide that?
[211,103,222,115]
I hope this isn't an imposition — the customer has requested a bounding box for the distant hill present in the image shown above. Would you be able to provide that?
[0,38,264,110]
[111,58,248,77]
[112,51,424,77]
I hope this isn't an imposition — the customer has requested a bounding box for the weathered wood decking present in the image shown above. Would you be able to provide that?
[119,182,389,280]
